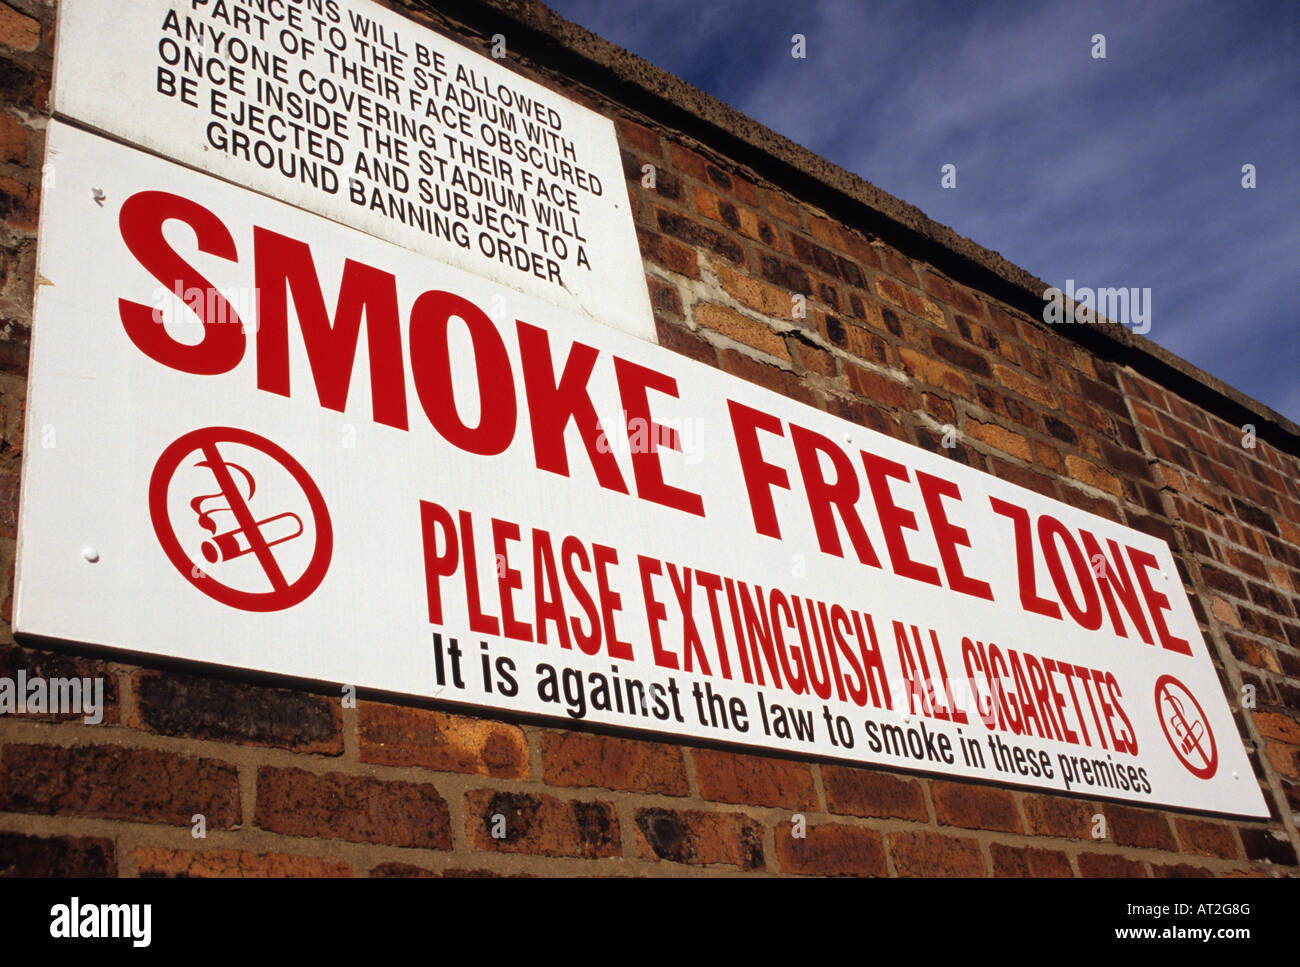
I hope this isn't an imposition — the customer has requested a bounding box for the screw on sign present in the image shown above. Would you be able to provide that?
[149,427,332,612]
[1154,674,1218,780]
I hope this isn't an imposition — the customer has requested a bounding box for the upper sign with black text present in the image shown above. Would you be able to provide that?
[18,121,1266,817]
[53,0,654,340]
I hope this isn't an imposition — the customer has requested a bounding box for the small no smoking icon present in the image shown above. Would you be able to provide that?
[1154,675,1218,780]
[150,427,332,612]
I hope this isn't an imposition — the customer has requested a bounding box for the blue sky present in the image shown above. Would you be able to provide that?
[547,0,1299,421]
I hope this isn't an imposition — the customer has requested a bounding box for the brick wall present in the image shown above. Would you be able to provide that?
[1,0,1296,877]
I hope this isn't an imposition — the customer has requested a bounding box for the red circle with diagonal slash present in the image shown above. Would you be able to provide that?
[149,427,332,612]
[1154,674,1218,780]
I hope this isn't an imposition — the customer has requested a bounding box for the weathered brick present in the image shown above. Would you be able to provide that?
[788,338,837,377]
[930,333,992,378]
[0,643,119,724]
[133,847,352,878]
[719,349,814,405]
[615,116,660,156]
[777,823,886,877]
[667,141,709,180]
[1065,455,1123,496]
[1022,794,1094,839]
[255,766,451,849]
[823,766,928,820]
[358,702,528,778]
[1077,852,1147,877]
[541,731,688,795]
[710,258,792,317]
[0,56,49,111]
[761,187,804,226]
[965,419,1032,462]
[646,274,682,317]
[637,226,699,278]
[1254,712,1300,744]
[888,830,986,877]
[694,302,789,359]
[994,364,1056,406]
[657,208,745,264]
[1105,804,1176,851]
[989,843,1072,878]
[0,832,115,877]
[656,317,717,366]
[847,366,918,410]
[897,346,969,395]
[1175,818,1239,859]
[691,748,817,809]
[932,780,1021,832]
[1151,862,1213,877]
[132,670,341,754]
[0,5,38,52]
[466,789,620,859]
[634,807,764,870]
[0,110,25,164]
[0,744,240,827]
[759,253,811,293]
[0,174,36,230]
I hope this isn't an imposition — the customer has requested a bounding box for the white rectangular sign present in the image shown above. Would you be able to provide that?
[53,0,654,340]
[17,122,1267,817]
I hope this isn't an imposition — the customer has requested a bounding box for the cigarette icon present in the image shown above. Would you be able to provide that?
[201,512,304,564]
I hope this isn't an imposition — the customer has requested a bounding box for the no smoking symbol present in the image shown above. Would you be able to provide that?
[150,427,333,612]
[1154,675,1218,780]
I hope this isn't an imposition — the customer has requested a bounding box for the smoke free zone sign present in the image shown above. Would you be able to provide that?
[17,121,1267,818]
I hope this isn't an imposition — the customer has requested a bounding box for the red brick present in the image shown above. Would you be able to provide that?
[255,766,451,849]
[719,348,814,405]
[646,274,683,317]
[1022,795,1095,839]
[691,748,817,809]
[0,832,115,876]
[0,643,119,724]
[0,110,25,164]
[694,302,789,359]
[989,843,1073,877]
[762,187,804,227]
[965,419,1032,462]
[0,5,39,52]
[466,789,620,859]
[789,338,837,377]
[634,807,764,870]
[667,141,709,181]
[823,767,927,820]
[888,830,986,877]
[358,702,528,778]
[637,227,699,278]
[0,744,240,827]
[656,208,745,265]
[0,55,49,111]
[1077,852,1147,877]
[777,823,886,877]
[847,366,919,410]
[1105,805,1176,851]
[132,847,352,878]
[0,175,36,230]
[541,731,688,795]
[656,317,717,366]
[1254,711,1300,744]
[1151,862,1213,878]
[369,862,440,878]
[615,116,660,156]
[932,780,1022,832]
[132,670,341,754]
